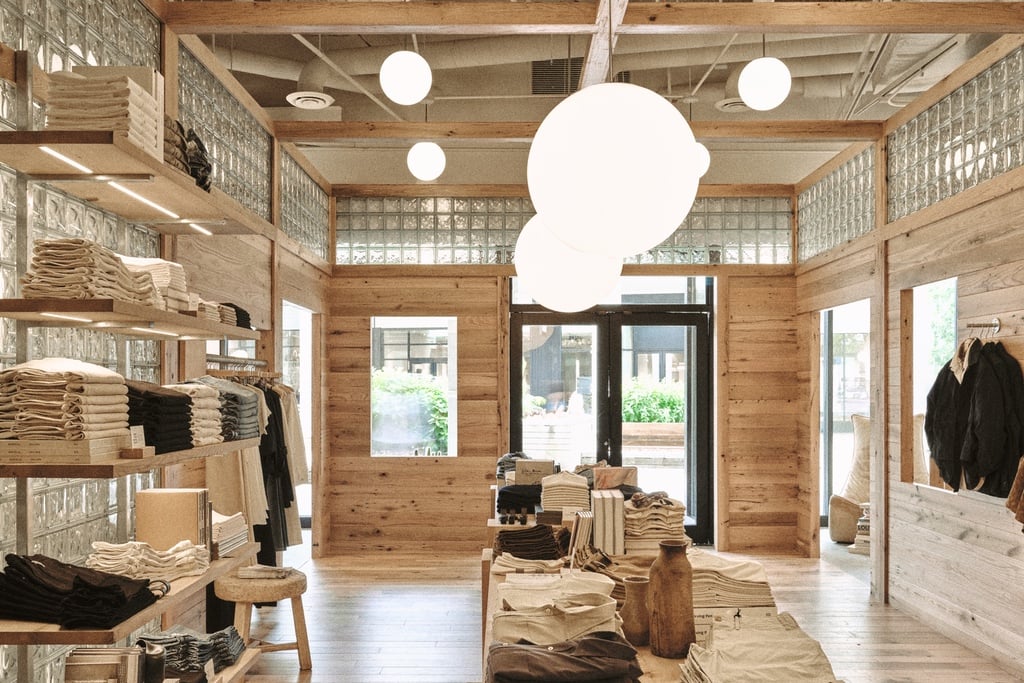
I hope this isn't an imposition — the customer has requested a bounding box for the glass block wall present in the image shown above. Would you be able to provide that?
[336,195,793,265]
[280,151,330,260]
[888,44,1024,222]
[177,47,273,222]
[797,145,876,262]
[0,2,163,681]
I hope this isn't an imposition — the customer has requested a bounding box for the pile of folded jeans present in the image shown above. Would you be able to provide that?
[0,553,165,629]
[194,375,263,441]
[485,631,642,683]
[138,625,246,674]
[125,379,193,453]
[495,524,567,561]
[164,382,224,447]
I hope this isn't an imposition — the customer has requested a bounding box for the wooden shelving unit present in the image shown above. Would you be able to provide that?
[0,437,261,478]
[0,542,259,645]
[0,130,274,238]
[0,298,261,341]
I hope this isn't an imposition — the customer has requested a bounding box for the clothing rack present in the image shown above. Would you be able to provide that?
[965,317,1001,335]
[205,368,282,380]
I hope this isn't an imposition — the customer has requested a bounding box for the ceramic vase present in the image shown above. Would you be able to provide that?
[647,539,696,658]
[620,575,651,646]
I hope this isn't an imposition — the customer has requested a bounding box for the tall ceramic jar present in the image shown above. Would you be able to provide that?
[647,539,696,658]
[620,575,650,646]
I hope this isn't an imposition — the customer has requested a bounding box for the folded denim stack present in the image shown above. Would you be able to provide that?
[45,71,162,160]
[221,302,252,329]
[86,540,211,583]
[485,631,642,683]
[125,379,193,453]
[495,524,566,561]
[164,382,224,446]
[0,553,163,629]
[138,625,245,674]
[194,375,263,440]
[116,255,190,312]
[680,613,839,683]
[0,358,130,441]
[21,238,162,308]
[623,491,690,554]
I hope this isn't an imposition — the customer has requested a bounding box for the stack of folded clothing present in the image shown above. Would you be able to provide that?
[680,613,840,682]
[540,471,591,513]
[624,490,691,554]
[221,303,252,329]
[0,553,164,629]
[185,128,212,191]
[217,303,237,327]
[165,382,224,446]
[211,511,250,557]
[164,116,190,175]
[494,523,568,561]
[139,625,246,674]
[125,379,193,453]
[21,238,162,307]
[491,573,622,646]
[194,375,263,440]
[195,298,222,322]
[485,632,641,683]
[690,547,776,609]
[45,71,162,160]
[0,358,130,441]
[86,540,210,582]
[117,255,190,312]
[496,483,542,520]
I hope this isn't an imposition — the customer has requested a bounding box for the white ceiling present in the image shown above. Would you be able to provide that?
[183,4,1003,187]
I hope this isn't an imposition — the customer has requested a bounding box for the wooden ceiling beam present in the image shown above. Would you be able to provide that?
[163,2,1024,36]
[578,0,629,89]
[275,120,883,143]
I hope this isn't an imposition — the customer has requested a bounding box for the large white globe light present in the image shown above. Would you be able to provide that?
[527,82,700,258]
[407,142,446,181]
[379,50,432,106]
[514,215,622,313]
[738,57,792,111]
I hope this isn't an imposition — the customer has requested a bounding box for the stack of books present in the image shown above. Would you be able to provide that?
[590,489,625,555]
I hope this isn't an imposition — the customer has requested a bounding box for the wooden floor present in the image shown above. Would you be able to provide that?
[241,537,1021,683]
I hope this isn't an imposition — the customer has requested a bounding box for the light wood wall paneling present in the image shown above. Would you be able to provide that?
[326,271,503,553]
[795,309,820,558]
[720,273,808,554]
[795,243,876,314]
[174,234,274,330]
[714,274,732,551]
[278,244,329,314]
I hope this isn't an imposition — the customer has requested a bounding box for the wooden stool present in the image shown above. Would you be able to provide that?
[214,568,312,670]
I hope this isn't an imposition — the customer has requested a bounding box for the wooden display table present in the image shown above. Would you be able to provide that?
[480,549,683,682]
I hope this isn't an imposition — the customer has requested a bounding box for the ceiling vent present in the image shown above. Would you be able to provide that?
[532,57,583,94]
[286,90,335,110]
[714,68,750,114]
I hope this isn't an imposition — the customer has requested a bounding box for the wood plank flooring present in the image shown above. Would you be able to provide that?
[241,537,1020,683]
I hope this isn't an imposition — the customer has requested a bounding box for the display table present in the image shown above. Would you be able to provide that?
[480,549,683,682]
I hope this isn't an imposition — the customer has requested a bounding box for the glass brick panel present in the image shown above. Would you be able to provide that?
[177,48,272,221]
[279,151,329,260]
[797,145,876,261]
[888,45,1024,222]
[336,195,792,265]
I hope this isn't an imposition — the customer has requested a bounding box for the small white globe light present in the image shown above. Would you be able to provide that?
[407,142,446,181]
[514,215,622,313]
[737,57,792,111]
[693,142,711,178]
[379,50,432,106]
[527,82,700,258]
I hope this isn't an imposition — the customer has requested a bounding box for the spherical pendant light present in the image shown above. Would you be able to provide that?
[514,215,622,313]
[407,142,446,181]
[527,82,701,259]
[693,142,711,178]
[379,50,432,106]
[737,57,792,111]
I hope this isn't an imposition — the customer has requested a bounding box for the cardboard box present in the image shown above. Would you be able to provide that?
[134,488,210,551]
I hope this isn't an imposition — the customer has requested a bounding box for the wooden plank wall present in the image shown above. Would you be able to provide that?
[325,266,507,553]
[882,168,1024,675]
[719,271,809,553]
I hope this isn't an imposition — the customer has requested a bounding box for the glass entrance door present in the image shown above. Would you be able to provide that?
[511,310,712,543]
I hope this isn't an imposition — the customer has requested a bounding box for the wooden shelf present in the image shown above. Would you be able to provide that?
[0,298,261,341]
[211,646,260,683]
[0,437,261,478]
[0,130,274,238]
[0,543,259,645]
